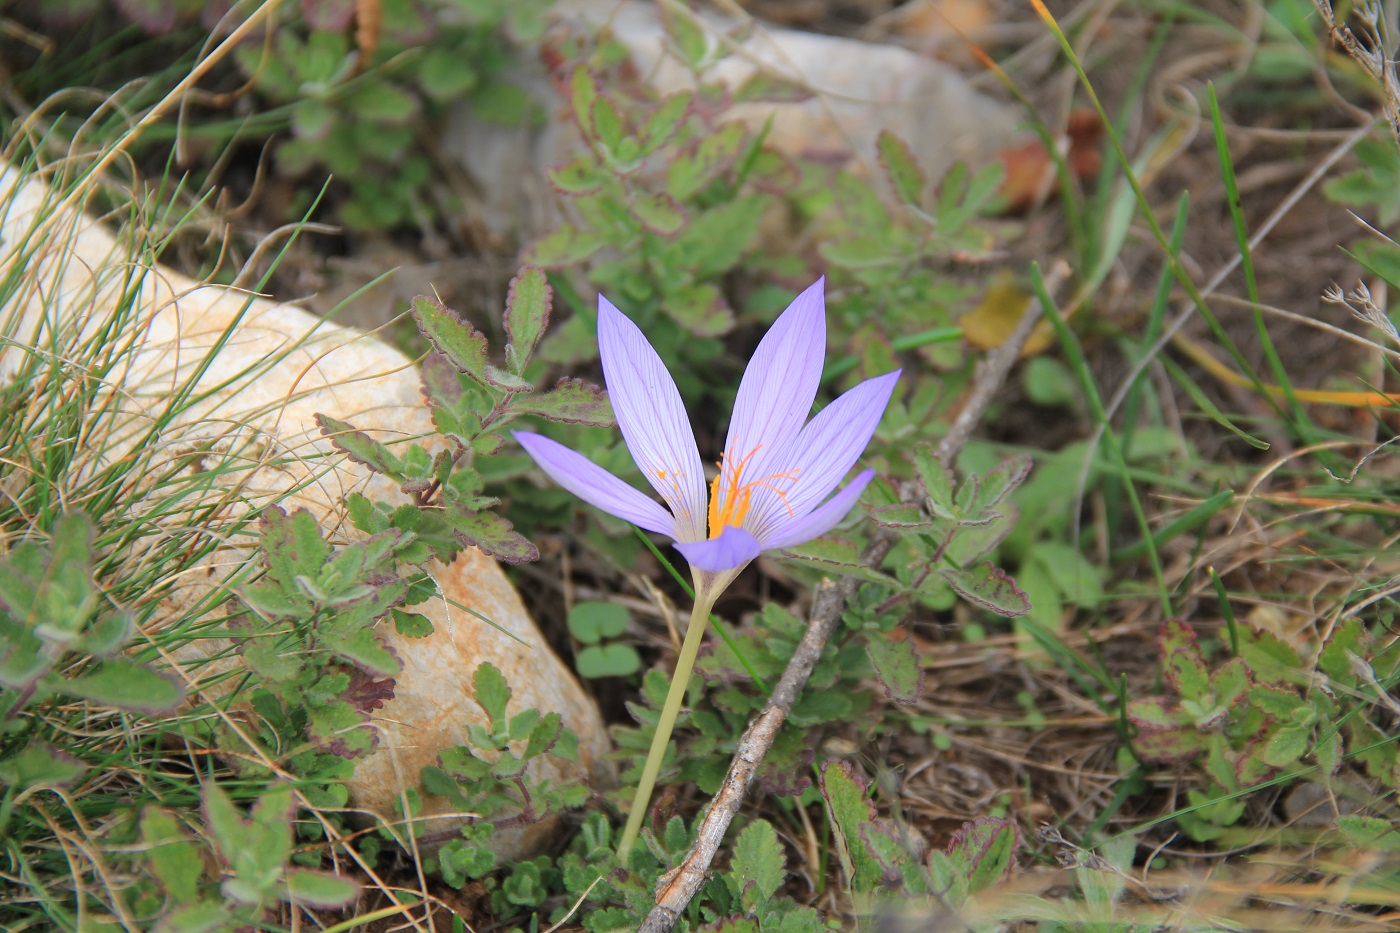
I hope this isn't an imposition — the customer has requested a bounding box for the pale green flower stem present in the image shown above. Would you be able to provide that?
[616,581,722,863]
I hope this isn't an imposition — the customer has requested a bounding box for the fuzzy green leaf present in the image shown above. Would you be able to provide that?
[284,869,358,907]
[819,760,884,892]
[659,1,711,67]
[142,807,202,903]
[504,266,552,375]
[473,662,511,730]
[59,660,183,713]
[549,157,609,194]
[938,563,1029,617]
[877,130,926,206]
[411,295,528,392]
[780,538,901,586]
[1261,723,1311,768]
[527,225,606,268]
[865,631,923,705]
[509,378,615,426]
[632,192,687,235]
[447,508,539,564]
[667,122,746,200]
[730,818,786,912]
[660,282,734,337]
[947,816,1020,895]
[392,608,434,638]
[524,712,563,758]
[316,414,403,477]
[0,742,84,790]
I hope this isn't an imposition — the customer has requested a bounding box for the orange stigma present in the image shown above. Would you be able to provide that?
[706,445,800,539]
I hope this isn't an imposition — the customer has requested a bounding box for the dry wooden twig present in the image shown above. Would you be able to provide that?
[638,293,1048,932]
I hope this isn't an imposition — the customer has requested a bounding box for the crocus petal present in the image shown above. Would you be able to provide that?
[515,431,677,537]
[746,369,900,539]
[763,469,875,550]
[597,295,709,541]
[673,525,762,572]
[721,278,826,470]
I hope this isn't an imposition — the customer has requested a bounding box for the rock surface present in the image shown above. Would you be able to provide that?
[0,160,612,859]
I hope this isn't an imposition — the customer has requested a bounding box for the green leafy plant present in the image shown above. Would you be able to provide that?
[1126,618,1399,842]
[322,265,613,564]
[421,662,588,889]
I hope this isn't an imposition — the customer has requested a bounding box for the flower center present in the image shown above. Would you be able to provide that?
[706,445,800,539]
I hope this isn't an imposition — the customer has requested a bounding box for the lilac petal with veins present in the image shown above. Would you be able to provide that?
[720,279,826,489]
[514,432,677,537]
[598,295,709,541]
[763,469,876,551]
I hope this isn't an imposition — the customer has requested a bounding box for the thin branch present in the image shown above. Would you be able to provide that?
[638,290,1051,933]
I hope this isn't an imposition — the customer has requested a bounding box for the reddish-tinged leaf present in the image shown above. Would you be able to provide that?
[449,508,539,564]
[504,266,552,375]
[632,192,688,236]
[865,630,923,705]
[410,295,528,392]
[938,563,1029,617]
[509,378,615,425]
[877,130,926,206]
[316,414,402,477]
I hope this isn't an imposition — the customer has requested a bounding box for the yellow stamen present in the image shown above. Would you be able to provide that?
[706,445,800,539]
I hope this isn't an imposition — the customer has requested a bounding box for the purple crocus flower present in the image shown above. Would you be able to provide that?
[514,278,900,582]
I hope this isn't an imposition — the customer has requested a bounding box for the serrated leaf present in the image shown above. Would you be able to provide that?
[321,628,400,677]
[154,903,229,933]
[59,660,183,713]
[640,91,693,155]
[284,869,358,907]
[447,507,539,564]
[913,444,955,514]
[729,818,785,911]
[1248,684,1305,718]
[591,95,627,156]
[504,266,551,375]
[567,601,630,644]
[869,503,939,529]
[509,378,616,426]
[1337,814,1400,852]
[865,631,923,705]
[316,414,403,476]
[411,295,528,392]
[391,608,434,637]
[659,1,711,67]
[733,70,813,104]
[142,807,202,903]
[0,742,84,790]
[976,455,1033,509]
[665,197,764,278]
[780,538,900,586]
[549,157,609,194]
[576,644,642,679]
[819,759,884,892]
[660,282,734,337]
[1261,723,1311,768]
[947,816,1020,895]
[877,130,926,205]
[667,122,746,200]
[527,225,606,267]
[1133,727,1208,761]
[524,711,563,758]
[473,662,511,729]
[632,192,687,235]
[938,563,1029,617]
